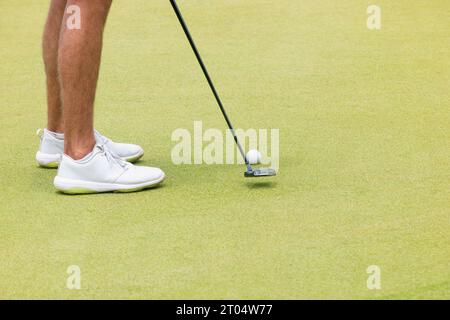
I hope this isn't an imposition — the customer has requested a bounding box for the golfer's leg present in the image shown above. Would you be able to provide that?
[43,0,67,133]
[58,0,112,160]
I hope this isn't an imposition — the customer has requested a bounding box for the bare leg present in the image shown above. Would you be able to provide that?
[58,0,112,159]
[43,0,67,133]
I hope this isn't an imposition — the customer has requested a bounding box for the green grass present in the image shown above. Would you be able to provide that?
[0,0,449,299]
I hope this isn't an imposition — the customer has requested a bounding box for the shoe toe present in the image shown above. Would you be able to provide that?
[116,165,164,185]
[138,166,164,182]
[127,144,144,156]
[112,143,143,158]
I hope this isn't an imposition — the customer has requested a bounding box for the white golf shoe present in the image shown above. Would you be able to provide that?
[54,144,165,194]
[36,129,144,168]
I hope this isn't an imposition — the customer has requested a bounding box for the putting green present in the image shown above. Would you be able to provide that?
[0,0,449,299]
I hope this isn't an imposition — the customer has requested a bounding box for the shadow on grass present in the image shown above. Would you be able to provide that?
[245,181,277,189]
[36,165,58,170]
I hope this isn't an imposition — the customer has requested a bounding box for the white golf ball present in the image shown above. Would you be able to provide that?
[246,149,261,164]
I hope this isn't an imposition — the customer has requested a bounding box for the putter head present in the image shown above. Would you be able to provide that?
[244,168,277,178]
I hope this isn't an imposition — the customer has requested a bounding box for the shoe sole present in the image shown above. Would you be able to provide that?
[54,174,165,194]
[36,150,144,168]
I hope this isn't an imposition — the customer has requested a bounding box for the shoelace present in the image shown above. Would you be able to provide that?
[98,145,128,169]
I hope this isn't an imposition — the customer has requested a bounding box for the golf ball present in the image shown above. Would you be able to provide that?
[246,149,261,164]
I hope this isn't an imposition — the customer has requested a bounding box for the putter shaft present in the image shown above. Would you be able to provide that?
[170,0,252,172]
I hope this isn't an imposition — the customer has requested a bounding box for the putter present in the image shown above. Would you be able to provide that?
[170,0,276,178]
